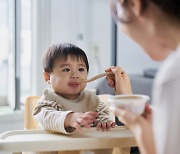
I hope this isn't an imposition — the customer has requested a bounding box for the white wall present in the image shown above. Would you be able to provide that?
[31,0,51,96]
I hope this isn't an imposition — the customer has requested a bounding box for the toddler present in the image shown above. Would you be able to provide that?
[33,43,116,134]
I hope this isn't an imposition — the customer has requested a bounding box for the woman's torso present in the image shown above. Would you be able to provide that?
[152,47,180,154]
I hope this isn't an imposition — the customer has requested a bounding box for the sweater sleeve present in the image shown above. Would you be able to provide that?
[33,99,75,134]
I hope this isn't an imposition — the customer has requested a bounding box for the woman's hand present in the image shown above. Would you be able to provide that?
[114,104,156,154]
[96,121,116,131]
[65,111,98,131]
[105,66,132,94]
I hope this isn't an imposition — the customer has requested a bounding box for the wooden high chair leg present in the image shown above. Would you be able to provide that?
[119,147,131,154]
[112,147,131,154]
[58,151,80,154]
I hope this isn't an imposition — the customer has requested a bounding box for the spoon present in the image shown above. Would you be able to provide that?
[79,72,113,83]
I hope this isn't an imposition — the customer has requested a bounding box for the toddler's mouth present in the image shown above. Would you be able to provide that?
[68,82,80,88]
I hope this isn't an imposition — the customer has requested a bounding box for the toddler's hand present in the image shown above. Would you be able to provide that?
[65,111,98,131]
[96,121,116,131]
[105,66,132,95]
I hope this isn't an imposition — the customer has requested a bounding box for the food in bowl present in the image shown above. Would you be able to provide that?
[108,94,150,115]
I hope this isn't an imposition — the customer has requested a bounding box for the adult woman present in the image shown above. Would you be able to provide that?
[106,0,180,154]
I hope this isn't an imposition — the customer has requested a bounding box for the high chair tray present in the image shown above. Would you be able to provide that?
[0,126,136,152]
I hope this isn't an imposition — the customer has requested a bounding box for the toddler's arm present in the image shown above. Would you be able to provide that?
[33,99,98,133]
[33,100,74,134]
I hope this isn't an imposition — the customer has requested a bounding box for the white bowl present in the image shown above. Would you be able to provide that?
[108,94,150,115]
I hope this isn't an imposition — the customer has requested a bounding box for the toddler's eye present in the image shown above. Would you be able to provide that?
[63,68,70,72]
[79,68,85,72]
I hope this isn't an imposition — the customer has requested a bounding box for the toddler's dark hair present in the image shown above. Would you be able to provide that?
[42,43,89,73]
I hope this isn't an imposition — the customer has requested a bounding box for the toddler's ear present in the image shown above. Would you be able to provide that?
[43,71,50,82]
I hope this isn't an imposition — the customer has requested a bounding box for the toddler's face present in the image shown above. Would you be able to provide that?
[49,56,87,99]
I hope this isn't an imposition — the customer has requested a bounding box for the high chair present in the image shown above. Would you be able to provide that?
[24,95,126,154]
[24,96,40,130]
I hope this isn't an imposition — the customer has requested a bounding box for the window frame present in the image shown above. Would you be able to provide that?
[14,0,21,110]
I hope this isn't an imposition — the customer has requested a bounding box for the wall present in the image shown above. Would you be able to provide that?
[31,0,51,96]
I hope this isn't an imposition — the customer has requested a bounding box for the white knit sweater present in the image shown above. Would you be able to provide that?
[33,88,111,134]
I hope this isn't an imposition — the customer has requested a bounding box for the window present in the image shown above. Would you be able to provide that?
[0,0,14,107]
[0,0,31,109]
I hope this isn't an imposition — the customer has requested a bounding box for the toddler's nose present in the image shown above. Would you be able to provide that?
[71,75,79,79]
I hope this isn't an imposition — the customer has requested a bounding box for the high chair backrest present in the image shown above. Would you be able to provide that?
[24,96,40,129]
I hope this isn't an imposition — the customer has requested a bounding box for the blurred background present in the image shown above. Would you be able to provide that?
[0,0,160,134]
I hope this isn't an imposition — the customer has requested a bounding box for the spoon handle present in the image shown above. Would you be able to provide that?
[80,72,113,83]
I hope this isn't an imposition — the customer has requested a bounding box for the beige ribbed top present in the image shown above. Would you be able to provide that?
[33,88,111,134]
